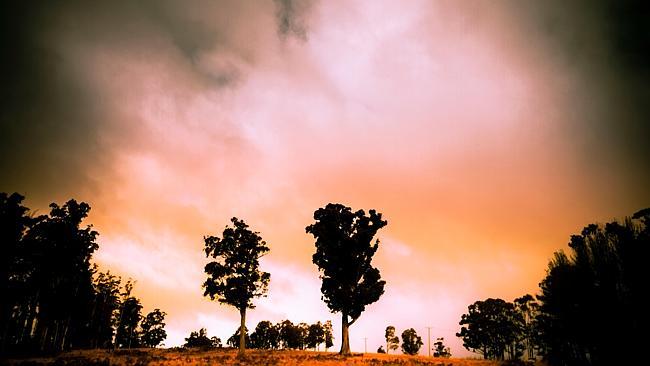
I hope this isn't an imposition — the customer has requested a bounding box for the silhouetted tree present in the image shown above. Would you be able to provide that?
[306,203,387,355]
[211,336,222,348]
[140,309,166,348]
[297,322,309,350]
[23,199,98,352]
[457,298,522,360]
[306,321,326,350]
[250,320,280,349]
[88,271,122,348]
[184,328,217,348]
[278,320,301,349]
[537,209,650,366]
[385,325,399,353]
[115,287,142,349]
[323,320,334,351]
[401,328,422,355]
[433,337,451,358]
[227,326,251,348]
[0,192,36,352]
[377,345,385,353]
[513,294,538,361]
[203,217,270,355]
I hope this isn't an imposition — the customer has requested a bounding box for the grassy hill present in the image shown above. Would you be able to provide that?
[3,348,538,366]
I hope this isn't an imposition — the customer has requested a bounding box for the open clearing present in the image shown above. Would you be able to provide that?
[3,348,539,366]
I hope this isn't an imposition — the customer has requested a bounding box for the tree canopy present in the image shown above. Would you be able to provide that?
[401,328,422,355]
[306,203,387,354]
[457,298,523,360]
[203,217,270,355]
[385,325,399,353]
[140,309,167,348]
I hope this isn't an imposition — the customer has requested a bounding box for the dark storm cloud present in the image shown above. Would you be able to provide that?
[0,1,100,202]
[514,0,650,184]
[274,0,314,40]
[0,0,315,203]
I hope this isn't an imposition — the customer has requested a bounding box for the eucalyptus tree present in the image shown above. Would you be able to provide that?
[203,217,270,355]
[306,203,387,355]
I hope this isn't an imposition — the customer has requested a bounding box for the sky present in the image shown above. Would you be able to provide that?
[1,0,649,357]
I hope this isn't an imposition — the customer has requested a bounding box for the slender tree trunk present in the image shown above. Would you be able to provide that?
[238,307,246,356]
[340,313,350,355]
[40,325,49,351]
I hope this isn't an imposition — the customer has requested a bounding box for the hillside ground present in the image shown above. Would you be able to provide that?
[3,348,543,366]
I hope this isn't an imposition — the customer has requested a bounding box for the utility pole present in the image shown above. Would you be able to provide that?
[426,327,432,357]
[363,337,367,353]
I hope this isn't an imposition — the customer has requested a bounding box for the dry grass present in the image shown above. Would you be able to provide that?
[3,348,539,366]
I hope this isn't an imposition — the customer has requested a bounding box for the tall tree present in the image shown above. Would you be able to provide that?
[0,192,35,352]
[306,203,387,355]
[203,217,270,355]
[385,325,399,353]
[140,309,167,348]
[24,199,98,352]
[401,328,422,355]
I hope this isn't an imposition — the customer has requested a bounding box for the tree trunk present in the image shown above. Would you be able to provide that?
[339,313,350,355]
[238,307,246,356]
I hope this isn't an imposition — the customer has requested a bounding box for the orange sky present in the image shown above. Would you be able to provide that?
[3,0,649,357]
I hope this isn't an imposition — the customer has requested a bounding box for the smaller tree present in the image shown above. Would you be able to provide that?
[211,336,222,348]
[385,325,399,353]
[457,298,522,360]
[278,320,300,349]
[184,328,214,348]
[377,345,386,353]
[140,309,167,348]
[227,326,251,348]
[297,322,310,350]
[401,328,423,355]
[115,289,143,349]
[433,337,451,358]
[250,320,280,349]
[306,322,326,350]
[323,320,334,351]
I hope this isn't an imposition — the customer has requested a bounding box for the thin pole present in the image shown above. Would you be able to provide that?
[363,337,367,353]
[426,327,432,357]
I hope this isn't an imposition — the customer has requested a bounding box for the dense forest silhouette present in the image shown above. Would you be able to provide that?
[0,193,167,354]
[456,208,649,366]
[2,191,648,366]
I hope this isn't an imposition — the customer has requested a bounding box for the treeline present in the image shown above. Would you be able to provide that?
[457,208,650,366]
[184,320,333,351]
[0,193,167,354]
